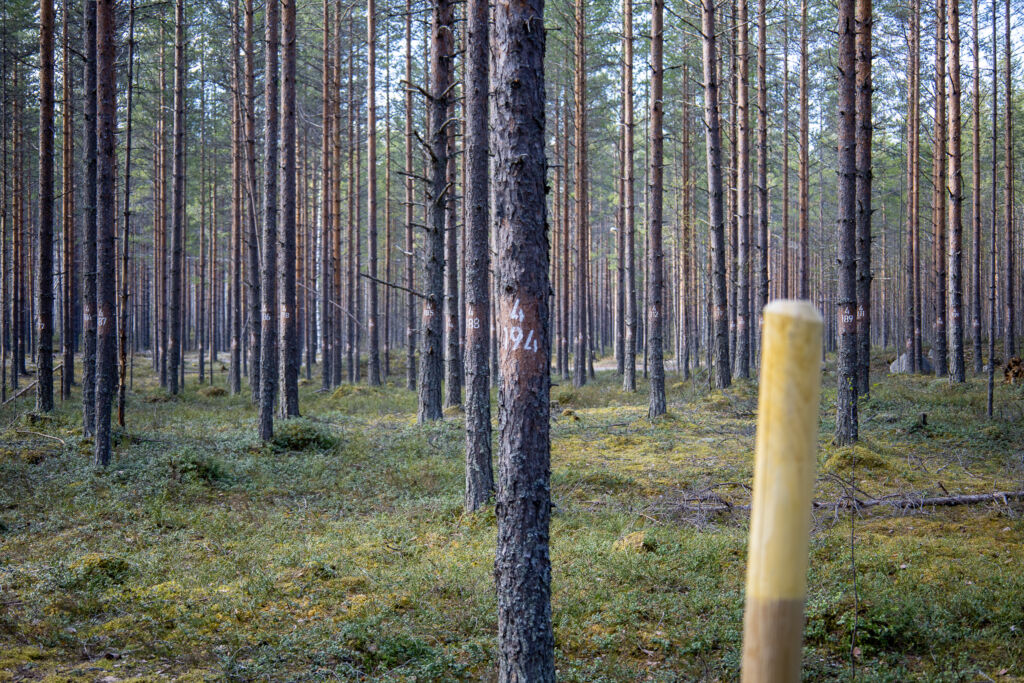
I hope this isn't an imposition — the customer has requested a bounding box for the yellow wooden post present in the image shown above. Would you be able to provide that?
[741,300,823,683]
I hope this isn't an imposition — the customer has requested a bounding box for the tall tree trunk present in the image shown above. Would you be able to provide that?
[464,0,492,511]
[492,0,554,673]
[82,0,97,435]
[245,0,261,403]
[798,0,809,299]
[404,0,416,391]
[94,0,117,466]
[367,0,381,386]
[1003,0,1014,358]
[61,1,74,400]
[229,0,242,394]
[703,0,730,389]
[933,0,948,377]
[417,0,453,422]
[735,0,750,378]
[647,0,666,416]
[947,0,965,382]
[782,0,790,298]
[320,0,332,391]
[168,0,186,396]
[279,0,299,415]
[835,0,858,445]
[259,0,280,440]
[117,0,136,426]
[756,0,769,330]
[444,95,461,407]
[906,0,921,372]
[623,0,636,392]
[987,0,998,415]
[855,0,872,394]
[572,0,587,389]
[36,0,55,413]
[970,0,983,373]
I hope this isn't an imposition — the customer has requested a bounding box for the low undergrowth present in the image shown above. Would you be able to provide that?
[1,353,1021,681]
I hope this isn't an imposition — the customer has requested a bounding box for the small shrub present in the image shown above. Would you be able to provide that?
[199,385,227,397]
[271,418,338,453]
[166,450,232,487]
[64,553,132,590]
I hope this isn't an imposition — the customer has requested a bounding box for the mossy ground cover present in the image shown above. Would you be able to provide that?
[1,354,1022,681]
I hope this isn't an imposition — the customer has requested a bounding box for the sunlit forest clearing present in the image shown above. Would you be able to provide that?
[2,354,1022,681]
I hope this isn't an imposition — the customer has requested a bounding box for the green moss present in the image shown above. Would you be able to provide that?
[270,417,338,453]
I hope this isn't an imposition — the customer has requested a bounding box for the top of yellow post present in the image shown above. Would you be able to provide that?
[762,299,823,326]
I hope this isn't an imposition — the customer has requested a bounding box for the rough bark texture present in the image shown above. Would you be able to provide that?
[1003,0,1014,358]
[61,5,74,400]
[82,0,97,436]
[228,0,242,395]
[94,0,117,466]
[168,0,186,396]
[259,0,280,440]
[320,0,332,391]
[756,0,769,330]
[36,0,55,413]
[463,0,492,512]
[622,0,636,393]
[855,0,872,395]
[905,0,921,373]
[970,0,982,374]
[798,0,809,300]
[703,0,730,389]
[492,0,555,673]
[280,0,300,415]
[572,0,587,389]
[835,0,858,445]
[444,98,461,407]
[417,0,452,422]
[367,0,381,386]
[735,0,750,379]
[947,0,964,383]
[245,0,261,403]
[647,0,666,417]
[404,0,416,391]
[933,0,948,378]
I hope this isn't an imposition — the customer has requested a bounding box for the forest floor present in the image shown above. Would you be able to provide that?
[1,352,1023,681]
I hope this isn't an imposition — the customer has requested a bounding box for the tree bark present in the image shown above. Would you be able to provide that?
[947,0,965,382]
[933,0,948,378]
[168,0,186,396]
[61,2,74,400]
[404,0,416,391]
[970,0,983,373]
[245,0,261,403]
[259,0,280,440]
[835,0,858,445]
[36,0,55,413]
[572,0,588,389]
[492,0,555,673]
[1003,0,1014,358]
[703,0,730,389]
[647,0,666,416]
[94,0,117,466]
[855,0,872,395]
[623,0,636,392]
[229,0,243,395]
[417,0,452,422]
[82,0,97,435]
[798,0,809,300]
[280,0,299,415]
[367,0,381,386]
[118,0,136,426]
[320,0,332,391]
[735,0,750,378]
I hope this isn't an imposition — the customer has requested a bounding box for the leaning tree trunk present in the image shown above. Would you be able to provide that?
[855,0,872,395]
[279,0,299,416]
[168,0,186,396]
[835,0,858,446]
[94,0,117,466]
[36,0,55,413]
[463,0,492,512]
[703,0,730,389]
[647,0,666,416]
[259,0,280,440]
[492,0,555,673]
[947,0,965,382]
[417,0,452,422]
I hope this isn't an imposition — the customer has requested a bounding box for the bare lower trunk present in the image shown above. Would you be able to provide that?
[259,0,280,440]
[647,0,666,416]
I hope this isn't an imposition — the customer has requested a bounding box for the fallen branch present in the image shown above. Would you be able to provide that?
[667,490,1024,515]
[14,430,66,446]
